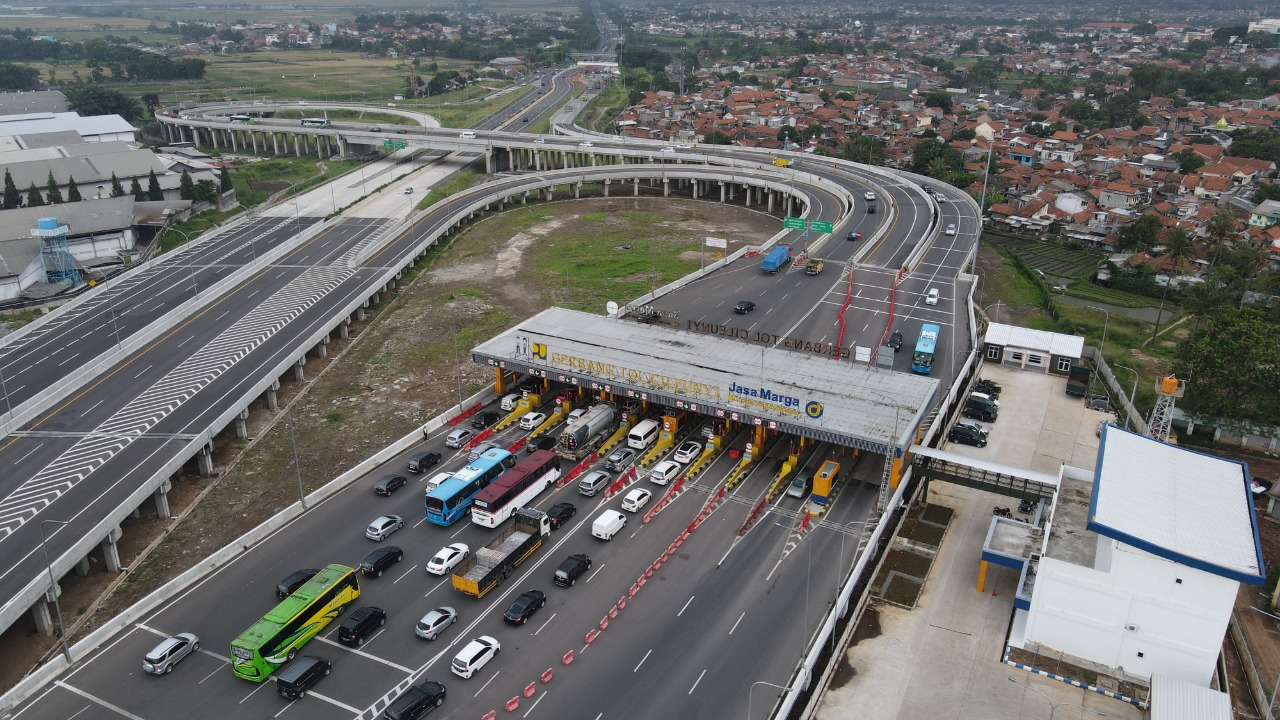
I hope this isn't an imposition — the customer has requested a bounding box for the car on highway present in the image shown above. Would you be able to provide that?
[384,680,446,719]
[415,606,458,640]
[554,554,592,586]
[519,411,546,430]
[373,474,409,496]
[934,193,948,203]
[650,460,682,486]
[523,116,530,122]
[578,141,594,148]
[407,450,441,473]
[276,568,320,599]
[471,411,500,429]
[366,515,404,541]
[469,442,500,460]
[863,191,876,202]
[733,300,756,314]
[673,440,703,464]
[426,543,470,575]
[275,655,330,700]
[926,288,940,306]
[360,546,403,577]
[452,636,501,678]
[676,144,693,149]
[567,407,588,424]
[921,183,934,194]
[396,129,408,134]
[949,421,989,448]
[534,138,546,144]
[621,487,652,513]
[142,632,199,675]
[503,590,547,625]
[444,427,474,448]
[605,446,637,471]
[661,146,676,153]
[338,606,386,647]
[846,231,862,241]
[546,502,577,530]
[526,434,556,454]
[945,223,957,236]
[578,469,611,496]
[887,330,904,352]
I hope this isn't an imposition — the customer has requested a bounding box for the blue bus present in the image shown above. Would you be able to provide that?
[911,324,939,375]
[425,448,516,526]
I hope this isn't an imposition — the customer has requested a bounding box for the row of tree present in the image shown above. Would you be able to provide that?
[0,33,206,85]
[2,167,227,209]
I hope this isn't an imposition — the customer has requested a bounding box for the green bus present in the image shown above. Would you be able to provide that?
[230,564,360,681]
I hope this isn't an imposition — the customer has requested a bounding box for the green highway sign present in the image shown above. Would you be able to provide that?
[810,221,834,234]
[783,217,805,230]
[382,140,408,150]
[394,141,407,149]
[382,140,393,149]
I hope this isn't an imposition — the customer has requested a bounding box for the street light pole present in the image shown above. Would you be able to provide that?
[288,410,308,510]
[40,519,74,665]
[1114,364,1140,431]
[1008,676,1106,719]
[748,680,794,720]
[1087,306,1109,359]
[983,301,1004,324]
[969,139,994,275]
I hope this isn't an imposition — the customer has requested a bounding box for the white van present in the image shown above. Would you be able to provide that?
[592,510,627,540]
[459,131,476,139]
[500,393,521,412]
[628,419,661,451]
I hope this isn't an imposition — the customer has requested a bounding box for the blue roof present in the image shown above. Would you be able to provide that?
[1088,425,1265,586]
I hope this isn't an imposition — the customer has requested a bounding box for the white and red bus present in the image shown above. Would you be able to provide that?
[470,450,561,528]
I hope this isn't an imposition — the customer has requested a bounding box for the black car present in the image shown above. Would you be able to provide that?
[526,434,557,454]
[373,474,409,496]
[948,421,989,447]
[546,502,577,530]
[887,331,903,352]
[522,116,530,122]
[396,129,408,134]
[383,680,446,720]
[471,411,500,430]
[407,451,441,474]
[503,590,547,625]
[962,403,997,423]
[275,656,330,700]
[276,568,320,599]
[360,546,404,577]
[733,300,756,314]
[553,554,592,587]
[338,606,386,647]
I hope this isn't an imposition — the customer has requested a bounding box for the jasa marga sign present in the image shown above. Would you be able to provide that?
[727,382,823,419]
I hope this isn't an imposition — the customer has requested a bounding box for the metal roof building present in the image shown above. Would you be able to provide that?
[471,307,940,455]
[0,112,136,143]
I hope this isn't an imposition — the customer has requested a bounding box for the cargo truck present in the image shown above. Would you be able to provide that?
[1066,365,1090,397]
[557,403,616,460]
[760,245,791,273]
[451,508,550,598]
[805,258,825,275]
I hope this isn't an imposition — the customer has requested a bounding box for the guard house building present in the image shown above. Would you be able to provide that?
[1016,425,1264,686]
[981,322,1083,376]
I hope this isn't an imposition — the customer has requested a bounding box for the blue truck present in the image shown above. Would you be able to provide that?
[760,245,791,273]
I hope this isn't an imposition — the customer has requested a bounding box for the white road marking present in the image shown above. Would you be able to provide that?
[534,613,556,635]
[198,664,223,684]
[730,611,746,635]
[523,690,548,717]
[178,335,193,347]
[474,670,501,697]
[394,565,417,583]
[15,444,43,464]
[689,669,706,694]
[313,636,413,673]
[54,682,146,720]
[677,595,694,617]
[586,564,605,582]
[239,677,273,704]
[634,649,652,672]
[307,690,362,714]
[133,364,152,379]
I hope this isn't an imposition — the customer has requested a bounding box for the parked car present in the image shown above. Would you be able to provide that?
[948,421,989,448]
[366,515,404,541]
[553,554,592,587]
[275,655,330,700]
[503,590,547,625]
[373,474,408,496]
[415,607,458,640]
[143,633,199,675]
[426,543,470,575]
[360,546,404,578]
[887,330,903,352]
[546,502,577,530]
[962,403,997,423]
[338,606,386,647]
[383,680,446,719]
[673,440,703,464]
[733,300,756,314]
[276,568,320,599]
[451,636,501,678]
[604,447,637,471]
[407,451,441,474]
[519,412,546,430]
[621,487,652,513]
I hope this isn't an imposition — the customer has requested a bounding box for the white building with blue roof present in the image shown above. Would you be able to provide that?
[1020,424,1265,686]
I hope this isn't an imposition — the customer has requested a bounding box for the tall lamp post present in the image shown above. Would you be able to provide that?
[1087,306,1110,359]
[748,680,794,720]
[40,519,74,665]
[1007,676,1107,719]
[1114,364,1140,431]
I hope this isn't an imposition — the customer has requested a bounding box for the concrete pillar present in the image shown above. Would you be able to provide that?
[293,357,306,382]
[663,179,670,198]
[293,133,301,157]
[485,151,494,174]
[74,556,91,577]
[535,152,542,171]
[316,135,324,159]
[197,444,214,476]
[251,131,259,154]
[230,130,239,152]
[768,190,775,213]
[338,137,348,159]
[209,127,219,149]
[130,507,141,519]
[573,182,581,199]
[272,132,279,155]
[545,187,553,202]
[235,408,249,439]
[634,178,640,196]
[603,180,610,198]
[744,184,752,207]
[355,306,366,322]
[265,380,280,411]
[522,190,529,205]
[313,338,328,359]
[338,319,350,339]
[101,526,122,573]
[721,182,727,203]
[31,597,52,636]
[154,479,172,520]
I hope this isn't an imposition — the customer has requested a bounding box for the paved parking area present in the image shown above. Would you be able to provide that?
[815,363,1143,720]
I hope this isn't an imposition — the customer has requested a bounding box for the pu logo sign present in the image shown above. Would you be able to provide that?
[531,343,547,360]
[805,401,824,419]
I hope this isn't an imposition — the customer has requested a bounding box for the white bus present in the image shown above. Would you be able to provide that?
[301,118,331,128]
[228,114,255,124]
[470,450,561,528]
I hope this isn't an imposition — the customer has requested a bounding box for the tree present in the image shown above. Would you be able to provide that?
[702,131,732,145]
[147,169,163,201]
[63,83,143,121]
[110,172,124,197]
[2,168,20,210]
[178,169,195,200]
[1205,209,1237,265]
[1171,149,1204,174]
[219,166,232,193]
[66,175,81,201]
[44,171,63,204]
[193,179,219,203]
[25,182,44,207]
[952,127,976,142]
[777,125,801,145]
[839,136,885,166]
[130,176,144,201]
[1175,309,1280,425]
[1254,183,1280,203]
[141,92,160,115]
[1182,282,1232,328]
[924,91,952,113]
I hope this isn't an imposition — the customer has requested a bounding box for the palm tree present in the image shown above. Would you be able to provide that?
[1183,282,1231,328]
[1205,210,1236,266]
[926,156,951,181]
[1151,228,1192,341]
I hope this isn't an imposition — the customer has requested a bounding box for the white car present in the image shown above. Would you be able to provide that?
[567,408,587,424]
[650,460,682,486]
[519,412,546,430]
[676,144,693,149]
[578,141,594,148]
[945,223,956,236]
[661,146,676,153]
[925,288,940,306]
[621,487,652,513]
[534,138,546,144]
[862,191,876,202]
[934,193,948,203]
[673,440,703,464]
[426,543,470,575]
[452,636,501,678]
[365,514,403,541]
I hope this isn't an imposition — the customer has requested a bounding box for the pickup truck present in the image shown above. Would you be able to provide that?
[805,258,825,275]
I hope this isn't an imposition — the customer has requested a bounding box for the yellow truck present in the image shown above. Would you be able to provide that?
[805,258,825,275]
[772,157,792,167]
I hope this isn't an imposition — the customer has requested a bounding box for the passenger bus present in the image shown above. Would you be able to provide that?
[471,450,561,528]
[300,118,331,128]
[425,448,516,526]
[230,564,359,681]
[911,323,940,375]
[228,114,255,124]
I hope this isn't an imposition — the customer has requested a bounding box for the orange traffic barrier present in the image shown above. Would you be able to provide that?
[523,683,536,698]
[505,697,520,712]
[541,668,554,684]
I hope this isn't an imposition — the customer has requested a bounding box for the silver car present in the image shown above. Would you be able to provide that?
[365,514,403,541]
[143,632,200,675]
[604,447,637,472]
[415,606,459,640]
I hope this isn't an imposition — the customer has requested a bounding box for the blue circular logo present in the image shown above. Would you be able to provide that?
[805,401,824,419]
